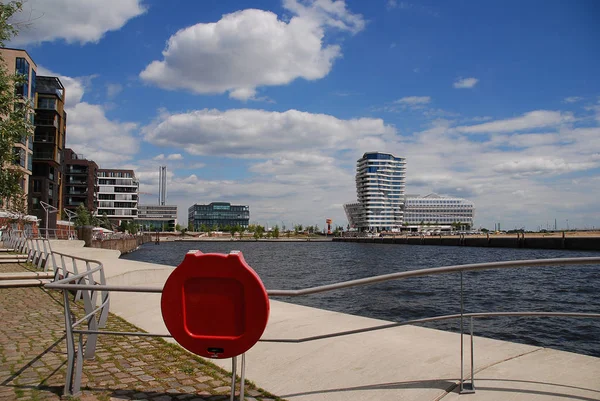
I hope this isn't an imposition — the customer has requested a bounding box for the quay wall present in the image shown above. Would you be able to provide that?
[334,235,600,251]
[91,234,152,255]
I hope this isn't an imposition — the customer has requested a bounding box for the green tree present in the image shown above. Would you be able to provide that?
[187,222,193,231]
[229,225,237,238]
[175,223,181,232]
[272,225,279,238]
[100,213,111,230]
[0,2,35,211]
[314,224,320,234]
[74,204,91,228]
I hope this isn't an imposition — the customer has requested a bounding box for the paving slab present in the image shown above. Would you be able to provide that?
[442,348,600,400]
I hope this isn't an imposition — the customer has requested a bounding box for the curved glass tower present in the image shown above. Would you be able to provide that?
[353,152,406,232]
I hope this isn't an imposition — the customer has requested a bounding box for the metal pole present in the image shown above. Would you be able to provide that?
[460,271,464,392]
[240,353,246,401]
[230,356,237,401]
[470,316,475,389]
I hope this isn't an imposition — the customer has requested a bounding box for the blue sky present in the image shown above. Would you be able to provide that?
[8,0,600,230]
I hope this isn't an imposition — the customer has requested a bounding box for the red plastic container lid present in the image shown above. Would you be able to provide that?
[161,250,270,359]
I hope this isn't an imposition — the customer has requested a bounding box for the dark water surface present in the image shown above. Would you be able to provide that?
[122,241,600,357]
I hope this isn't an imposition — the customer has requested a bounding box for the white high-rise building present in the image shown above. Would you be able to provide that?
[345,152,406,231]
[96,169,139,222]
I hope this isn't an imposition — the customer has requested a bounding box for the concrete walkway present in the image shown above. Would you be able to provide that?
[5,240,600,401]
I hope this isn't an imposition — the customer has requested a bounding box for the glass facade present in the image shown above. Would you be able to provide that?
[188,202,250,230]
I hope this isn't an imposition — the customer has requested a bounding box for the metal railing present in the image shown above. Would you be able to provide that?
[2,230,55,271]
[44,255,600,399]
[50,252,109,396]
[36,228,77,240]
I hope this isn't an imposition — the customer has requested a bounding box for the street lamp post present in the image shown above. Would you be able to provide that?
[40,201,58,239]
[64,208,77,240]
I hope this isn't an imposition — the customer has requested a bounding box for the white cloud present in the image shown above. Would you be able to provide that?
[8,0,146,45]
[140,1,364,100]
[67,103,139,166]
[493,158,599,176]
[585,100,600,123]
[153,154,165,161]
[137,104,600,229]
[282,0,365,34]
[395,96,431,105]
[563,96,583,103]
[453,77,479,89]
[106,83,123,99]
[143,108,395,158]
[457,110,573,133]
[167,153,183,160]
[36,67,139,167]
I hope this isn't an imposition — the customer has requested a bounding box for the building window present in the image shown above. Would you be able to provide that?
[15,57,30,98]
[13,147,26,168]
[38,97,56,110]
[33,180,41,192]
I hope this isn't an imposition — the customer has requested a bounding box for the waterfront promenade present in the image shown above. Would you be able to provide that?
[3,240,600,400]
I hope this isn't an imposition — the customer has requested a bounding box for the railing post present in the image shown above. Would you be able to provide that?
[63,289,76,396]
[459,271,475,394]
[230,356,237,401]
[240,353,246,401]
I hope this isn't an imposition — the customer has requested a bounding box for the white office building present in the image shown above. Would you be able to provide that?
[136,205,178,231]
[96,169,139,221]
[404,193,474,227]
[345,152,406,231]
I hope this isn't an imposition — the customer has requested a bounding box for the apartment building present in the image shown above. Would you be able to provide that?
[29,76,67,227]
[62,148,98,214]
[0,48,36,208]
[96,169,139,223]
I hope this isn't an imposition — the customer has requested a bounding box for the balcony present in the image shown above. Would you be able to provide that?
[67,178,87,185]
[33,150,60,164]
[34,115,58,128]
[67,167,89,175]
[67,189,88,195]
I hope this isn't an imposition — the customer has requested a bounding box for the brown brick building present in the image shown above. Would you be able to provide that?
[62,148,98,215]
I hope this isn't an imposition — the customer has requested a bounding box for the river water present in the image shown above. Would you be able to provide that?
[122,241,600,357]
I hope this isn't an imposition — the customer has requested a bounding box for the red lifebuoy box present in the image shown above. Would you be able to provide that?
[161,250,270,359]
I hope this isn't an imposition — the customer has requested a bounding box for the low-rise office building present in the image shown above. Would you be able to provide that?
[188,202,249,231]
[404,193,474,227]
[136,205,178,231]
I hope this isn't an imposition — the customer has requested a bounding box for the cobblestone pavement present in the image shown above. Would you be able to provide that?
[0,263,282,401]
